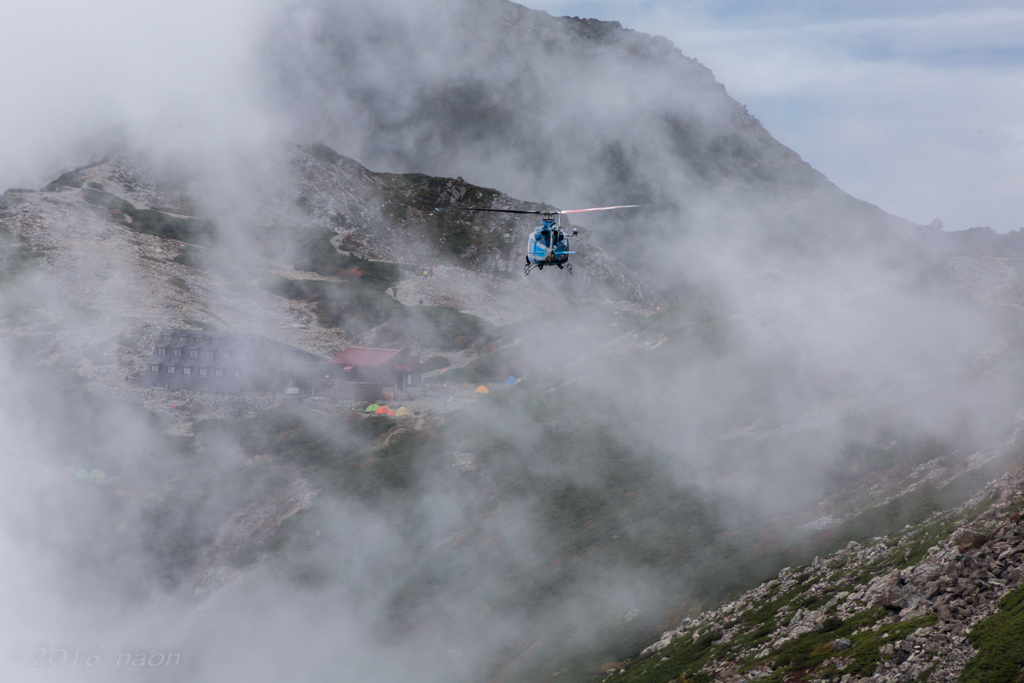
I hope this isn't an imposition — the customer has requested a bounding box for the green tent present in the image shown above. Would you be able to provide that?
[89,469,107,479]
[75,468,89,479]
[365,403,381,413]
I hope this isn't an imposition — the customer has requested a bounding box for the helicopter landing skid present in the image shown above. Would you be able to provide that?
[524,260,572,276]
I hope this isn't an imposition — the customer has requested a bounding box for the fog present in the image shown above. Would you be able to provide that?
[3,1,1024,681]
[524,0,1024,233]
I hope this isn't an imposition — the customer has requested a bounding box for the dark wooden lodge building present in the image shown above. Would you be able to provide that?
[141,328,326,395]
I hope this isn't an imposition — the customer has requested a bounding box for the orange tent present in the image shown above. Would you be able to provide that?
[375,405,392,415]
[475,385,490,394]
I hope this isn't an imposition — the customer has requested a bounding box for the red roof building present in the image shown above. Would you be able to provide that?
[327,347,422,390]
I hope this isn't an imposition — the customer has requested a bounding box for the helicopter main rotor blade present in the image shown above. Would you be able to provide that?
[559,205,640,215]
[456,207,546,215]
[456,205,639,216]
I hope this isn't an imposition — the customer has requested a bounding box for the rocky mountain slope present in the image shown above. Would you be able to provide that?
[0,144,660,425]
[619,461,1024,683]
[265,0,932,285]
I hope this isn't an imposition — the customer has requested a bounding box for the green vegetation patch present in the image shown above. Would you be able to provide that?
[289,227,400,288]
[561,16,624,42]
[441,345,525,383]
[83,188,134,213]
[0,226,47,283]
[813,466,1001,566]
[182,319,217,331]
[373,172,520,269]
[759,610,935,682]
[130,209,216,245]
[169,275,191,294]
[262,275,496,350]
[172,245,268,279]
[1,190,28,213]
[193,408,436,504]
[962,586,1024,683]
[303,142,343,165]
[83,189,217,246]
[42,170,85,191]
[420,355,450,372]
[441,305,647,385]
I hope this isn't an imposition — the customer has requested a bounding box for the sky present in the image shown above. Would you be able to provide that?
[521,0,1024,232]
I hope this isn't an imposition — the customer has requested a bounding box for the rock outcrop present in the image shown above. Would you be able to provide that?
[629,467,1024,682]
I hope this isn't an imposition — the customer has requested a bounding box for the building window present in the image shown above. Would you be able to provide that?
[222,351,231,361]
[156,348,165,356]
[238,352,246,362]
[176,336,186,344]
[188,349,198,359]
[233,371,241,378]
[214,369,224,378]
[198,368,207,377]
[166,366,175,374]
[162,335,170,343]
[182,367,191,375]
[172,348,181,358]
[204,351,214,360]
[150,365,159,373]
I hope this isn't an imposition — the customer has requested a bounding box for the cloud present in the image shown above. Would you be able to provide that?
[0,0,279,191]
[523,1,1024,231]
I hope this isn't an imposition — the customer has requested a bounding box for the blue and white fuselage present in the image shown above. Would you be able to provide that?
[455,202,638,277]
[526,217,574,275]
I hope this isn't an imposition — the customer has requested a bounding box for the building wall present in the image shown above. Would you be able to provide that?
[141,329,326,395]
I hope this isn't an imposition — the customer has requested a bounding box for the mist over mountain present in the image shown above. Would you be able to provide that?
[262,0,928,283]
[3,2,1024,683]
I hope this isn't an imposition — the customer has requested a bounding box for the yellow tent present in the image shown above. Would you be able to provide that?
[475,385,490,394]
[394,406,410,417]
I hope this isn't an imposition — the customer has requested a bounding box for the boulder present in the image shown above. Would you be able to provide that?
[831,638,852,651]
[953,529,988,553]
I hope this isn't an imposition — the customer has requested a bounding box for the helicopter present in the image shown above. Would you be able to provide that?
[459,205,639,276]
